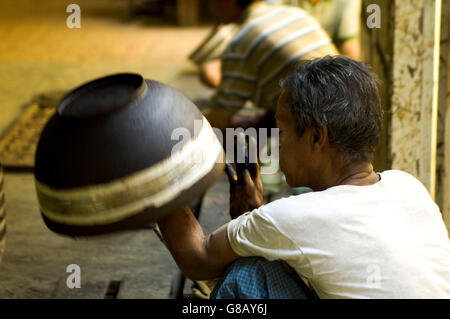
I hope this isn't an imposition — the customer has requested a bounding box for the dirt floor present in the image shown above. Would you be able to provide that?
[0,0,233,298]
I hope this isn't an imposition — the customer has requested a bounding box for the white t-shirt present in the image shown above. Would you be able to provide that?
[227,170,450,298]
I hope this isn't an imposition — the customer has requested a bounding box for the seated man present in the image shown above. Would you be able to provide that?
[158,56,450,298]
[200,0,338,131]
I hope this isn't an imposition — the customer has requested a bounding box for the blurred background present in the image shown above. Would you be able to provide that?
[0,0,448,298]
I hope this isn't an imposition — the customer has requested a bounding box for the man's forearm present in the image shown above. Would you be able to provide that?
[200,59,222,88]
[157,206,239,280]
[339,38,360,61]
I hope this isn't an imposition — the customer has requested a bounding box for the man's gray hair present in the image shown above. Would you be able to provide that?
[280,56,383,164]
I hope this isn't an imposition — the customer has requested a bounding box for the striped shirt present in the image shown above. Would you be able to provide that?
[213,2,338,112]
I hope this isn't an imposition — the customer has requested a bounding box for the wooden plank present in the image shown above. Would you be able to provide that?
[0,174,178,298]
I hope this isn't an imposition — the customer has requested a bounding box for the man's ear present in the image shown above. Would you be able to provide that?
[312,125,328,150]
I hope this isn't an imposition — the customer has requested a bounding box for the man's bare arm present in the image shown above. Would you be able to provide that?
[157,206,240,281]
[339,38,360,61]
[200,59,222,88]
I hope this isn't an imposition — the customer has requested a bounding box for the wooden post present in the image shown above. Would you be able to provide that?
[360,0,395,173]
[442,0,450,232]
[390,0,442,198]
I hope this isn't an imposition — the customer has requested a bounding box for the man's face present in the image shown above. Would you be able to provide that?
[275,90,314,187]
[209,0,242,23]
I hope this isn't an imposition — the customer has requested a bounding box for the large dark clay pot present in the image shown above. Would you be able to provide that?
[34,73,224,236]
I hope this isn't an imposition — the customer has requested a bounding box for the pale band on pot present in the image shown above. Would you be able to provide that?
[35,117,224,226]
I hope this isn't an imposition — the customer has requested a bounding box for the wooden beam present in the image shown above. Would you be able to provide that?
[360,0,394,172]
[443,0,450,232]
[390,0,442,198]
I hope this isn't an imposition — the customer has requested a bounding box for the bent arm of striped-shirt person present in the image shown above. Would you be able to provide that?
[203,69,257,131]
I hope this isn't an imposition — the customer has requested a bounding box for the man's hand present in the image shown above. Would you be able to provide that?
[339,38,360,61]
[225,133,263,219]
[200,59,222,88]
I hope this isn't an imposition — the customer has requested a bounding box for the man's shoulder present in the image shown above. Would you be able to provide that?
[240,4,313,34]
[258,170,425,219]
[380,169,415,178]
[258,190,333,221]
[379,169,427,189]
[228,4,325,57]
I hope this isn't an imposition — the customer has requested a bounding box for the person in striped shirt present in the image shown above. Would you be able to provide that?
[202,0,338,131]
[269,0,362,60]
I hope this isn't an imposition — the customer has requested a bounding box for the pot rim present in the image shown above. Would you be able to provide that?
[57,73,147,119]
